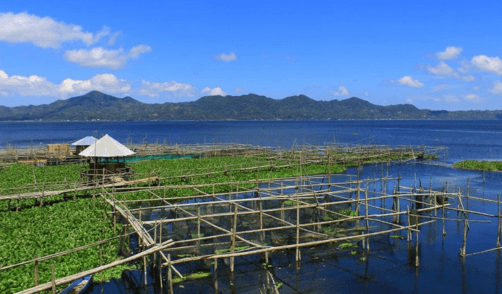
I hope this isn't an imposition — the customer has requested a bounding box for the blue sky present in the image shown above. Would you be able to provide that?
[1,0,501,110]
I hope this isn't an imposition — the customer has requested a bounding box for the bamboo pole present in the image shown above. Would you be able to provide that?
[34,256,38,287]
[51,263,55,294]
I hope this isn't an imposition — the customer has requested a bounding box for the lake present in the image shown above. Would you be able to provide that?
[2,120,502,293]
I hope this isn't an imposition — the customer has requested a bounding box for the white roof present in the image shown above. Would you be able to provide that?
[79,134,136,157]
[71,136,98,146]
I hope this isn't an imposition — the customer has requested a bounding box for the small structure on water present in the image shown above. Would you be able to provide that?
[71,136,98,154]
[79,134,136,181]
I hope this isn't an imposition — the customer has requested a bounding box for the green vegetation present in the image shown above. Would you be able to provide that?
[0,150,429,293]
[214,246,250,254]
[339,242,357,249]
[453,160,502,172]
[172,271,211,283]
[0,198,132,293]
[3,90,501,121]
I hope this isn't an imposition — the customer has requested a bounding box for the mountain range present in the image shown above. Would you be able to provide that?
[1,91,501,121]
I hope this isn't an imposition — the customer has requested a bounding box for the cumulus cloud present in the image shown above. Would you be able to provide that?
[59,74,130,96]
[0,12,108,48]
[464,93,481,102]
[64,45,152,69]
[398,76,424,87]
[489,81,502,94]
[427,61,455,76]
[471,55,502,75]
[215,52,237,62]
[138,80,196,98]
[425,61,474,82]
[436,46,462,60]
[201,87,227,96]
[329,86,350,96]
[0,69,130,98]
[0,69,57,96]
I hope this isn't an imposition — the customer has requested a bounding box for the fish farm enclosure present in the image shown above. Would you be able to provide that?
[2,142,502,293]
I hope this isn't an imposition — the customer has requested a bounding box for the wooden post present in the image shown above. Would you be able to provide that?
[143,255,147,287]
[415,224,419,267]
[461,216,468,256]
[139,207,143,250]
[406,205,412,242]
[365,188,370,252]
[153,221,157,265]
[100,245,103,281]
[197,204,201,249]
[442,198,447,237]
[230,204,237,272]
[51,263,56,294]
[113,198,116,234]
[34,255,39,286]
[296,190,301,261]
[259,196,264,243]
[168,254,173,294]
[392,190,397,223]
[214,258,218,294]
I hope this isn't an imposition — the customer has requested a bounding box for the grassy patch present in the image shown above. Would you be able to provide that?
[453,160,502,172]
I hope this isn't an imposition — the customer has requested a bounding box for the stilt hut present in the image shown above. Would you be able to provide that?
[71,136,98,155]
[79,134,136,181]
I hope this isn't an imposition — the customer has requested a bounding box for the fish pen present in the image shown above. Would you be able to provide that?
[10,143,499,294]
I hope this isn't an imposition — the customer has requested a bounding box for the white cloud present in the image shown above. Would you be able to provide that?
[64,45,152,69]
[0,69,130,98]
[234,87,245,94]
[426,61,474,82]
[464,93,481,102]
[215,52,237,62]
[0,12,107,48]
[107,31,121,46]
[473,86,480,91]
[471,55,502,75]
[436,46,462,60]
[489,81,502,94]
[0,69,56,96]
[398,76,424,87]
[458,59,470,73]
[138,80,196,98]
[364,91,369,96]
[59,74,130,96]
[329,86,350,96]
[427,61,455,76]
[201,87,227,96]
[406,98,413,103]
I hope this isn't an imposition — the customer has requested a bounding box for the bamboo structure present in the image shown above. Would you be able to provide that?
[9,142,502,294]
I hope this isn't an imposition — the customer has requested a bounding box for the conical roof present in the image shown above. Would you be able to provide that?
[71,136,98,146]
[79,134,135,157]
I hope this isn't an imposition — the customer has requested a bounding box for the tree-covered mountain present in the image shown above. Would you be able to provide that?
[0,91,501,121]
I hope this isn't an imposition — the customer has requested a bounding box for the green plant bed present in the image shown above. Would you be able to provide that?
[0,198,132,293]
[453,160,502,172]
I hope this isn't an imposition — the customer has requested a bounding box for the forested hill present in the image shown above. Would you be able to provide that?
[0,91,501,121]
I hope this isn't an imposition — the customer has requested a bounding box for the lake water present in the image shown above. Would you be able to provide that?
[2,120,502,293]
